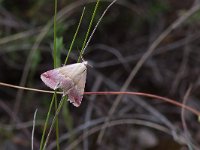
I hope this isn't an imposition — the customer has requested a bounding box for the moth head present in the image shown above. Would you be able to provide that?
[40,70,59,90]
[82,61,88,66]
[83,60,93,68]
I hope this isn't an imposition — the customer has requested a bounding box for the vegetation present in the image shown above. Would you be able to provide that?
[0,0,200,149]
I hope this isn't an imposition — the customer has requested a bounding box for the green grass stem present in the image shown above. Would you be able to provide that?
[64,7,86,65]
[78,0,100,62]
[39,94,56,150]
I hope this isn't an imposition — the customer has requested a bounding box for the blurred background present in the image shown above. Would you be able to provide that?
[0,0,200,149]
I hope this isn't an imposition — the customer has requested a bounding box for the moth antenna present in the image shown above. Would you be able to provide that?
[87,63,93,68]
[85,61,93,68]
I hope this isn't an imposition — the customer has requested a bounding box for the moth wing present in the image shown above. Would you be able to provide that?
[40,68,60,90]
[59,63,86,82]
[59,77,74,95]
[61,63,81,70]
[68,70,87,107]
[59,63,82,75]
[76,69,87,94]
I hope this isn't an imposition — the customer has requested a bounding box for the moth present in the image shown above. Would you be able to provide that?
[40,61,87,107]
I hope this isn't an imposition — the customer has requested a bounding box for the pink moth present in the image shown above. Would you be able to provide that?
[40,61,87,107]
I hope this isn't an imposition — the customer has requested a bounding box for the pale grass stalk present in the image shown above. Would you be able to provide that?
[32,109,38,150]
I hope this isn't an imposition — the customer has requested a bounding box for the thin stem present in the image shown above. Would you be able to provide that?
[84,91,200,117]
[53,0,58,68]
[40,94,56,150]
[82,0,117,55]
[31,109,38,150]
[0,82,61,94]
[0,82,199,117]
[42,96,66,150]
[53,0,60,149]
[64,7,86,65]
[78,0,100,62]
[55,93,60,150]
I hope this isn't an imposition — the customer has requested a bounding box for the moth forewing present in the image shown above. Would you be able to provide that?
[59,62,87,84]
[76,68,87,94]
[67,69,87,107]
[40,69,61,90]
